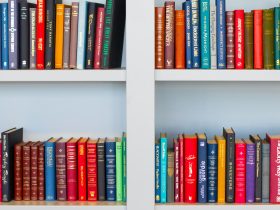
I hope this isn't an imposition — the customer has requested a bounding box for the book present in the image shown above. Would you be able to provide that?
[0,140,1,201]
[69,2,79,69]
[122,133,127,202]
[1,3,9,70]
[78,138,88,201]
[200,0,210,69]
[94,7,105,69]
[164,1,175,69]
[87,139,98,201]
[215,135,226,203]
[105,138,116,201]
[173,138,180,202]
[62,7,71,69]
[244,138,255,203]
[263,9,275,69]
[160,133,167,203]
[183,0,192,69]
[226,11,234,69]
[216,0,226,69]
[55,4,65,69]
[262,139,270,203]
[38,143,45,200]
[0,6,1,69]
[275,7,280,69]
[197,133,207,203]
[244,12,254,69]
[29,8,36,69]
[31,142,41,201]
[254,10,263,69]
[235,139,246,203]
[22,142,33,201]
[36,0,46,69]
[155,7,165,69]
[2,128,23,201]
[234,10,245,69]
[210,4,216,69]
[14,142,26,201]
[167,151,174,203]
[175,10,186,69]
[116,137,123,201]
[178,134,184,202]
[184,134,197,203]
[207,139,217,203]
[101,0,126,69]
[97,138,106,201]
[190,0,200,68]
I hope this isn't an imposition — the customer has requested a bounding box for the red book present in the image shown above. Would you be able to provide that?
[93,7,105,69]
[234,10,245,69]
[87,139,98,201]
[184,134,197,203]
[0,140,2,202]
[23,142,34,201]
[38,143,45,200]
[173,138,180,202]
[235,139,246,203]
[67,138,79,201]
[36,0,46,69]
[178,134,184,202]
[78,138,88,201]
[31,142,40,201]
[254,10,263,69]
[14,142,25,201]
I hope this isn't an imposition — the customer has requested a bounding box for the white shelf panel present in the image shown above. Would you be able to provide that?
[0,70,126,82]
[155,70,280,82]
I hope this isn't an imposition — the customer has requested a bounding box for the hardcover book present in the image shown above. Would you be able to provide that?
[210,3,216,69]
[197,133,207,203]
[178,134,184,202]
[36,0,46,69]
[155,7,165,69]
[190,0,200,68]
[55,4,65,69]
[1,3,9,70]
[29,8,36,69]
[94,7,105,69]
[38,143,45,200]
[87,139,98,201]
[216,0,226,69]
[275,7,280,69]
[0,140,2,201]
[63,7,71,69]
[262,139,270,203]
[116,138,123,201]
[200,0,210,69]
[235,139,246,203]
[254,10,263,69]
[226,11,234,69]
[173,138,180,202]
[207,139,217,203]
[14,142,26,201]
[175,10,186,69]
[167,151,174,203]
[183,0,192,69]
[78,138,88,201]
[69,2,79,69]
[263,9,275,69]
[31,142,40,201]
[160,133,167,203]
[244,12,254,69]
[23,142,34,201]
[122,132,127,202]
[97,138,106,201]
[234,10,245,69]
[105,138,116,201]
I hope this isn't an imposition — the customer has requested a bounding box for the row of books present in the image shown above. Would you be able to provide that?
[155,0,280,70]
[0,0,125,70]
[0,128,127,202]
[155,128,280,204]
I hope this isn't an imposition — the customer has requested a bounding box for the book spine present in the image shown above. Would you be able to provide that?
[38,145,45,200]
[0,140,2,201]
[155,7,165,69]
[94,7,105,69]
[78,141,87,201]
[105,141,116,201]
[174,141,180,202]
[179,137,184,202]
[225,132,235,203]
[45,142,56,201]
[63,8,71,69]
[255,140,262,202]
[167,152,174,203]
[164,1,175,69]
[31,144,38,200]
[116,140,123,201]
[0,8,1,69]
[190,0,200,68]
[66,142,77,201]
[160,137,167,203]
[244,12,254,69]
[1,4,9,70]
[262,143,270,203]
[235,143,246,203]
[275,7,280,69]
[29,8,36,69]
[69,2,79,69]
[200,0,210,69]
[254,10,263,69]
[19,1,29,69]
[198,138,207,203]
[183,1,192,69]
[36,0,46,69]
[155,143,161,203]
[246,143,255,202]
[263,9,275,69]
[56,142,67,201]
[55,4,65,69]
[2,133,10,201]
[175,10,186,69]
[217,139,226,203]
[270,138,280,203]
[207,143,217,203]
[234,10,245,69]
[97,141,106,201]
[23,144,31,200]
[210,5,216,69]
[87,142,97,201]
[14,144,22,201]
[122,134,127,202]
[216,0,226,69]
[8,0,19,69]
[226,11,234,69]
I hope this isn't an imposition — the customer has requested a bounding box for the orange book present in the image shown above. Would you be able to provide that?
[155,7,165,69]
[55,4,65,69]
[175,10,186,69]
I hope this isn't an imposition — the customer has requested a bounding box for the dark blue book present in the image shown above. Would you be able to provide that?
[190,0,200,68]
[216,0,226,69]
[183,0,192,69]
[155,141,161,203]
[105,138,116,201]
[1,3,9,70]
[207,139,217,203]
[197,133,207,203]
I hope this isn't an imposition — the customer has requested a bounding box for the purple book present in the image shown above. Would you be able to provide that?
[244,139,255,203]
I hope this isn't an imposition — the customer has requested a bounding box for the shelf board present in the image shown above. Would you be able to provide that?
[0,70,126,82]
[155,70,280,82]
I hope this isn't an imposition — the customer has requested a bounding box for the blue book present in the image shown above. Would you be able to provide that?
[207,139,217,203]
[1,3,9,70]
[105,139,116,201]
[183,0,192,69]
[160,134,167,203]
[155,141,161,203]
[200,0,211,69]
[197,133,207,203]
[190,0,200,68]
[216,0,226,69]
[44,138,58,201]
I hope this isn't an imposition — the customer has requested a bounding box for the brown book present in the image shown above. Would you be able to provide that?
[38,143,45,200]
[63,7,71,69]
[22,142,34,201]
[155,7,165,69]
[31,141,41,201]
[69,2,79,69]
[14,142,26,201]
[245,12,254,69]
[226,11,235,69]
[175,10,186,69]
[165,1,175,69]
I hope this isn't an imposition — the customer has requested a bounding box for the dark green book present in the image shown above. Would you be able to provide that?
[244,12,254,69]
[275,7,280,69]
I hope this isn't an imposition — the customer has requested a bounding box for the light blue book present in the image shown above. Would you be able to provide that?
[1,3,9,70]
[160,134,167,203]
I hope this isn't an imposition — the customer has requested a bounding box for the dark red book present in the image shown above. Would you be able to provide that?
[184,134,197,203]
[235,139,246,203]
[23,142,33,201]
[36,0,46,69]
[226,11,235,69]
[14,142,25,201]
[174,138,180,202]
[37,143,45,200]
[0,140,2,202]
[31,142,40,201]
[87,139,98,201]
[78,138,88,201]
[234,10,245,69]
[254,10,263,69]
[178,134,184,202]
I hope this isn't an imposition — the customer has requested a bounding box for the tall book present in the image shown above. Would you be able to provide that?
[254,10,263,69]
[197,133,207,203]
[226,11,234,69]
[244,138,255,203]
[38,143,45,200]
[216,0,226,69]
[207,139,217,203]
[63,7,71,69]
[275,7,280,69]
[78,138,88,201]
[244,12,254,69]
[69,2,79,69]
[122,133,127,202]
[184,134,197,203]
[234,10,245,69]
[155,7,165,69]
[183,0,192,69]
[14,142,26,201]
[1,3,9,70]
[55,4,65,69]
[0,6,1,69]
[167,151,174,203]
[101,0,126,69]
[87,139,98,201]
[36,0,46,69]
[200,0,210,69]
[164,1,175,69]
[190,0,200,68]
[160,133,167,203]
[116,138,123,201]
[210,3,216,69]
[262,139,270,203]
[29,8,36,69]
[178,134,184,202]
[31,142,40,201]
[175,10,186,69]
[97,138,106,201]
[0,140,1,201]
[173,138,180,202]
[235,139,246,203]
[22,142,33,201]
[94,7,105,69]
[105,138,116,201]
[263,9,275,69]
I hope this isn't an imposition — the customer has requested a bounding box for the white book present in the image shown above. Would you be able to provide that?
[210,5,217,69]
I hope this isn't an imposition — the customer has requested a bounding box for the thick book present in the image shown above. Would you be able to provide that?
[78,138,88,201]
[23,142,34,201]
[244,138,255,203]
[262,139,270,203]
[235,139,246,203]
[155,7,165,69]
[167,151,174,203]
[234,10,245,69]
[55,4,65,69]
[184,134,197,203]
[200,0,210,69]
[155,140,161,203]
[254,10,263,69]
[275,7,280,69]
[31,142,40,201]
[173,138,180,202]
[263,9,275,69]
[175,10,186,69]
[197,133,207,203]
[97,138,106,201]
[69,2,79,69]
[63,7,71,69]
[178,134,184,202]
[190,0,200,68]
[2,128,23,202]
[1,3,9,70]
[29,8,36,69]
[14,142,26,201]
[116,138,123,201]
[216,0,226,69]
[87,139,98,201]
[244,12,254,69]
[105,138,116,201]
[36,0,46,69]
[38,143,45,200]
[207,139,217,203]
[122,132,127,202]
[160,133,167,203]
[164,1,175,69]
[183,0,192,69]
[226,11,234,69]
[94,7,105,69]
[210,2,216,69]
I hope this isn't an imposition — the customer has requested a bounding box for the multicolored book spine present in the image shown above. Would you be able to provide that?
[183,0,192,69]
[200,0,210,69]
[275,7,280,69]
[190,0,200,68]
[160,133,167,203]
[1,3,9,70]
[197,134,207,203]
[216,0,226,69]
[207,139,217,203]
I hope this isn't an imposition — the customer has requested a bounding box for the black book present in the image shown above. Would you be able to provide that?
[2,127,23,201]
[101,0,126,69]
[45,0,62,69]
[97,138,106,201]
[223,127,235,203]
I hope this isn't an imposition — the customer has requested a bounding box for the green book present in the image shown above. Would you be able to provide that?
[116,137,123,201]
[275,7,280,69]
[122,132,127,202]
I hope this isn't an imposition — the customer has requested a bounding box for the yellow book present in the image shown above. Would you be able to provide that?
[215,135,226,203]
[55,4,65,69]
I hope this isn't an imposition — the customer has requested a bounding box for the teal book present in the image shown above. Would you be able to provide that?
[275,7,280,69]
[160,133,167,203]
[122,133,127,202]
[116,137,123,201]
[200,0,211,68]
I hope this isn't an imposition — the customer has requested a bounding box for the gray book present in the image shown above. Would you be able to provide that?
[262,140,270,203]
[29,8,36,69]
[167,151,174,203]
[63,8,71,69]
